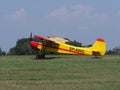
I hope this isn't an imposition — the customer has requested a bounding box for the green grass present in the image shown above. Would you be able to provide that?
[0,55,120,90]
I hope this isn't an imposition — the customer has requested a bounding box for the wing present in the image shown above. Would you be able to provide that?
[49,37,69,43]
[34,35,60,46]
[34,35,68,43]
[34,35,51,41]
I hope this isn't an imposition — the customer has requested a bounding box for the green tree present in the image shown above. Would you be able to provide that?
[106,50,114,55]
[0,48,6,55]
[66,39,82,47]
[9,47,16,55]
[9,38,38,55]
[0,48,2,55]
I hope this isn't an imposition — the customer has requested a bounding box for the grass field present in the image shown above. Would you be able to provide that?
[0,55,120,90]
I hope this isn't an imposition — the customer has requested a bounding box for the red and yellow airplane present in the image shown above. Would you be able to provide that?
[30,33,106,58]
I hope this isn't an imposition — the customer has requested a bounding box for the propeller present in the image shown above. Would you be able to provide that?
[30,32,32,41]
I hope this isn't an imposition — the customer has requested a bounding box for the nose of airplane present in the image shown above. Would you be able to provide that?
[30,41,39,49]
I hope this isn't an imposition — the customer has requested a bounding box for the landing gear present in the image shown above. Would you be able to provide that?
[36,54,45,59]
[92,51,102,59]
[92,55,102,59]
[35,39,46,59]
[35,48,46,59]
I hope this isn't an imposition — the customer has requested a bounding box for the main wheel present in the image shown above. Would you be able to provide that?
[36,54,45,59]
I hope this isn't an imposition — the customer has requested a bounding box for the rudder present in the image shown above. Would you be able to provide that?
[91,38,106,56]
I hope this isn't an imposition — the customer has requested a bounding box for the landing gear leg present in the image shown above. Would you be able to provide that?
[36,54,45,59]
[36,50,45,59]
[35,40,46,59]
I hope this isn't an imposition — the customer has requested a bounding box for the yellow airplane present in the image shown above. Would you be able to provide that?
[30,33,106,58]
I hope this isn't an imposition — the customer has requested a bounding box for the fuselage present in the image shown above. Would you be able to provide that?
[30,41,93,55]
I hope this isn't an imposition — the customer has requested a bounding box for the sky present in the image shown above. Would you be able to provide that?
[0,0,120,52]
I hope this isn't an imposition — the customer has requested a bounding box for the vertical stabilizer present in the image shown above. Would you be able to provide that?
[91,38,106,56]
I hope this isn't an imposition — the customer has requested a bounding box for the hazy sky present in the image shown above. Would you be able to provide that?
[0,0,120,52]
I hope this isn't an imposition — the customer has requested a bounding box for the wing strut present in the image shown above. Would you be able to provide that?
[36,39,46,59]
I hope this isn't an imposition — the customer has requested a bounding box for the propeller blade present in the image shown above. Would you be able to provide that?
[30,33,32,41]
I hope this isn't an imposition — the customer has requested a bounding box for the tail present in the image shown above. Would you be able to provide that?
[91,38,106,56]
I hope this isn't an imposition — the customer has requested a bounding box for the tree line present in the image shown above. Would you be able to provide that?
[0,48,6,55]
[0,38,119,55]
[9,38,38,55]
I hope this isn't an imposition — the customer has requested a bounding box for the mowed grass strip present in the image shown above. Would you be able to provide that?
[0,55,120,90]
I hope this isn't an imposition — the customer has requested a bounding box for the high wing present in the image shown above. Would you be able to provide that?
[34,35,52,41]
[34,35,68,44]
[49,37,69,43]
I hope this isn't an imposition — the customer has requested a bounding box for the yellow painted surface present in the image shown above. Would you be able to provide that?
[37,38,106,56]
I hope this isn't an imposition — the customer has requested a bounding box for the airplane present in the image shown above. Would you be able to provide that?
[30,33,106,59]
